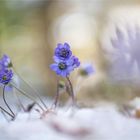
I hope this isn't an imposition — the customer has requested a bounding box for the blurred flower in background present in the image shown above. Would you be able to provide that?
[79,63,95,76]
[127,26,140,72]
[0,54,12,68]
[108,27,136,81]
[105,26,140,83]
[101,6,140,85]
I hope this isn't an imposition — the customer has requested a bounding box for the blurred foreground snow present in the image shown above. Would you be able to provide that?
[0,99,140,140]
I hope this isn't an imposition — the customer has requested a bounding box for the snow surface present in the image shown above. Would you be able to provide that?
[0,99,140,140]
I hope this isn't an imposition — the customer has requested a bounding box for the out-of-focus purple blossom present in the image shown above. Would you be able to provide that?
[0,69,13,85]
[54,43,72,60]
[80,63,95,76]
[127,26,140,70]
[71,56,80,68]
[107,25,140,82]
[111,28,126,51]
[0,54,12,69]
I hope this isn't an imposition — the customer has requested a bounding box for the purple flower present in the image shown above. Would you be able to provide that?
[51,43,80,77]
[54,43,72,60]
[50,58,74,77]
[80,63,95,76]
[71,56,80,68]
[103,25,140,82]
[0,69,13,85]
[0,54,12,68]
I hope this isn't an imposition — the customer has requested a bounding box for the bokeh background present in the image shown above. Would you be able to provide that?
[1,0,140,105]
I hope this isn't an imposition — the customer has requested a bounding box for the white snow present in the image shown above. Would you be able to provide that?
[0,99,140,140]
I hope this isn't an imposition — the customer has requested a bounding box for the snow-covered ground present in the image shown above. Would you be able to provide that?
[1,99,140,140]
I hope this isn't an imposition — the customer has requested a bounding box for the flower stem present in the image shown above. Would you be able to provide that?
[11,83,45,112]
[2,85,15,118]
[66,76,76,105]
[53,79,59,108]
[13,87,26,112]
[0,105,14,119]
[12,67,47,110]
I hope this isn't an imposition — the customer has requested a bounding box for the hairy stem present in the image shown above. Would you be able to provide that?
[53,79,59,108]
[66,76,76,105]
[13,87,26,112]
[11,83,45,112]
[0,106,14,119]
[2,85,15,117]
[12,66,47,110]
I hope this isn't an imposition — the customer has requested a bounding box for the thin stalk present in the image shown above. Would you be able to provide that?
[66,76,76,105]
[53,79,59,108]
[11,83,45,112]
[0,106,14,119]
[12,67,47,109]
[2,85,15,117]
[13,87,26,112]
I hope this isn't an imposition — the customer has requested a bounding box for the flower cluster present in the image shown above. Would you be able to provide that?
[50,43,80,77]
[0,55,13,85]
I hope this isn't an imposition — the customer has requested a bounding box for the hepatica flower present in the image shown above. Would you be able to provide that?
[50,43,80,77]
[0,54,13,85]
[0,54,12,68]
[54,43,72,60]
[0,69,13,85]
[50,58,74,77]
[71,56,80,68]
